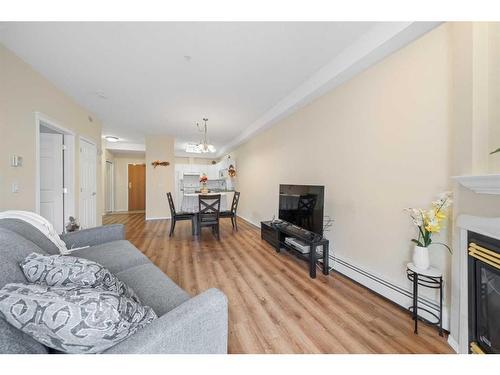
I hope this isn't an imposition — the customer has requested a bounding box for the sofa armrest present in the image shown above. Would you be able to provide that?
[61,224,125,249]
[104,288,228,354]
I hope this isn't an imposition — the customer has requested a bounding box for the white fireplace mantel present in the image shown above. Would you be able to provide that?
[457,215,500,241]
[453,174,500,195]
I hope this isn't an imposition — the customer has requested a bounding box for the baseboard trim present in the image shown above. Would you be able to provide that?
[237,215,260,228]
[447,335,459,353]
[145,216,171,221]
[239,214,450,331]
[331,255,449,331]
[105,210,143,215]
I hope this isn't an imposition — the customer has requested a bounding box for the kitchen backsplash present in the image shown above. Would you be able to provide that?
[206,179,227,191]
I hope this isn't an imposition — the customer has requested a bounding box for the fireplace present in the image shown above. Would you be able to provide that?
[468,231,500,354]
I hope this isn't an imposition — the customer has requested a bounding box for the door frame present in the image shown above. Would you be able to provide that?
[127,162,146,212]
[79,136,98,227]
[35,112,76,226]
[105,160,114,213]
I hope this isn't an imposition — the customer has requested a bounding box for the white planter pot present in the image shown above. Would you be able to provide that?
[413,245,430,270]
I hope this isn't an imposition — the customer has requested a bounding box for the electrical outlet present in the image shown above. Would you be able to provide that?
[11,182,19,193]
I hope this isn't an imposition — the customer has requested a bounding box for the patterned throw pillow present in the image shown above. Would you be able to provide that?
[0,283,157,354]
[20,253,140,302]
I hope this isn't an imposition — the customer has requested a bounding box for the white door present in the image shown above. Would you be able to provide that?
[39,133,64,233]
[79,138,97,228]
[105,161,113,212]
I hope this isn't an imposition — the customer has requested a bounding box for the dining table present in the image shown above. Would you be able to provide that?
[181,192,231,235]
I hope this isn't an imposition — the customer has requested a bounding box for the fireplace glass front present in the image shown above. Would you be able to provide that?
[468,231,500,354]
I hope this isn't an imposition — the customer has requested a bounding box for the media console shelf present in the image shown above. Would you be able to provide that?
[261,220,330,278]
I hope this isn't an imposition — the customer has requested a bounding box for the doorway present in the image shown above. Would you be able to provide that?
[128,164,146,211]
[79,137,97,229]
[36,113,75,234]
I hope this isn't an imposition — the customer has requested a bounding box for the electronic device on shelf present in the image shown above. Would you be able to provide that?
[279,184,325,236]
[260,184,329,279]
[261,219,330,279]
[284,236,325,256]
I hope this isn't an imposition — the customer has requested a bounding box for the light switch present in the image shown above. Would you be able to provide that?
[10,155,23,167]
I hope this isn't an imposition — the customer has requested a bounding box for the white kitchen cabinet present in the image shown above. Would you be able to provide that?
[208,164,218,180]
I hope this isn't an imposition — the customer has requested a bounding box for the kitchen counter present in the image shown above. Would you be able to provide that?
[181,191,233,213]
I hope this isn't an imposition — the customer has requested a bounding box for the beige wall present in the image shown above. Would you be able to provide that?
[449,22,500,175]
[174,157,215,165]
[111,153,146,212]
[102,146,114,213]
[228,23,453,305]
[489,23,500,172]
[145,135,175,219]
[0,44,103,225]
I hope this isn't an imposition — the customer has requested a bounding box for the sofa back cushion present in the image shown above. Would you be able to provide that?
[0,228,49,353]
[0,228,46,288]
[0,219,59,255]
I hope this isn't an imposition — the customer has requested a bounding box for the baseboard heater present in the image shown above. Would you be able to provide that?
[241,215,441,317]
[329,255,440,314]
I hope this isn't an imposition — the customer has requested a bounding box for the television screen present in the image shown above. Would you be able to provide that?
[278,184,325,235]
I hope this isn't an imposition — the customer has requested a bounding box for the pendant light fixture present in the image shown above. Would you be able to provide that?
[196,118,216,153]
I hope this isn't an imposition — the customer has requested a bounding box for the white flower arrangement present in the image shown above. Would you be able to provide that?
[405,191,453,252]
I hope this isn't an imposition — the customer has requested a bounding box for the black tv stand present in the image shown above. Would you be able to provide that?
[261,220,330,278]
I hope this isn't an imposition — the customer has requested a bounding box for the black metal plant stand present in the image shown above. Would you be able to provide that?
[406,263,443,337]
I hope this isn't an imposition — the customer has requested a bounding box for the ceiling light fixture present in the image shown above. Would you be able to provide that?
[196,118,216,153]
[185,118,216,154]
[185,143,202,153]
[104,136,119,143]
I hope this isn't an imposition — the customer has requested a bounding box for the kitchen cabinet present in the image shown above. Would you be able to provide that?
[208,164,218,180]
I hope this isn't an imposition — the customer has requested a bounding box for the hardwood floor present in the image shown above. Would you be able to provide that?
[103,213,453,354]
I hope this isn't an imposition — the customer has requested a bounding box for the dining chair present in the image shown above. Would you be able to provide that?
[166,192,194,237]
[220,191,240,231]
[198,194,221,240]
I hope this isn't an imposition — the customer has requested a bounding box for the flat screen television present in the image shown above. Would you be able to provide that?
[278,184,325,235]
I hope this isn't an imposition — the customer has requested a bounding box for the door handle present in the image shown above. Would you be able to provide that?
[129,182,132,189]
[92,192,96,196]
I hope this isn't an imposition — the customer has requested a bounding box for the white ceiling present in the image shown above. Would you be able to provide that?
[0,22,439,157]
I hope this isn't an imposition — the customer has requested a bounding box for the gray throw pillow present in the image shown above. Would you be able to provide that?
[0,283,157,354]
[20,253,140,302]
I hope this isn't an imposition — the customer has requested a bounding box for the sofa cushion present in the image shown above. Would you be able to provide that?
[116,264,190,316]
[20,252,140,303]
[0,283,157,354]
[70,240,150,273]
[0,228,51,354]
[0,317,49,354]
[0,219,59,255]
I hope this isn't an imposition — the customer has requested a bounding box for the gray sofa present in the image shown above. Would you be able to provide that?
[0,219,228,354]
